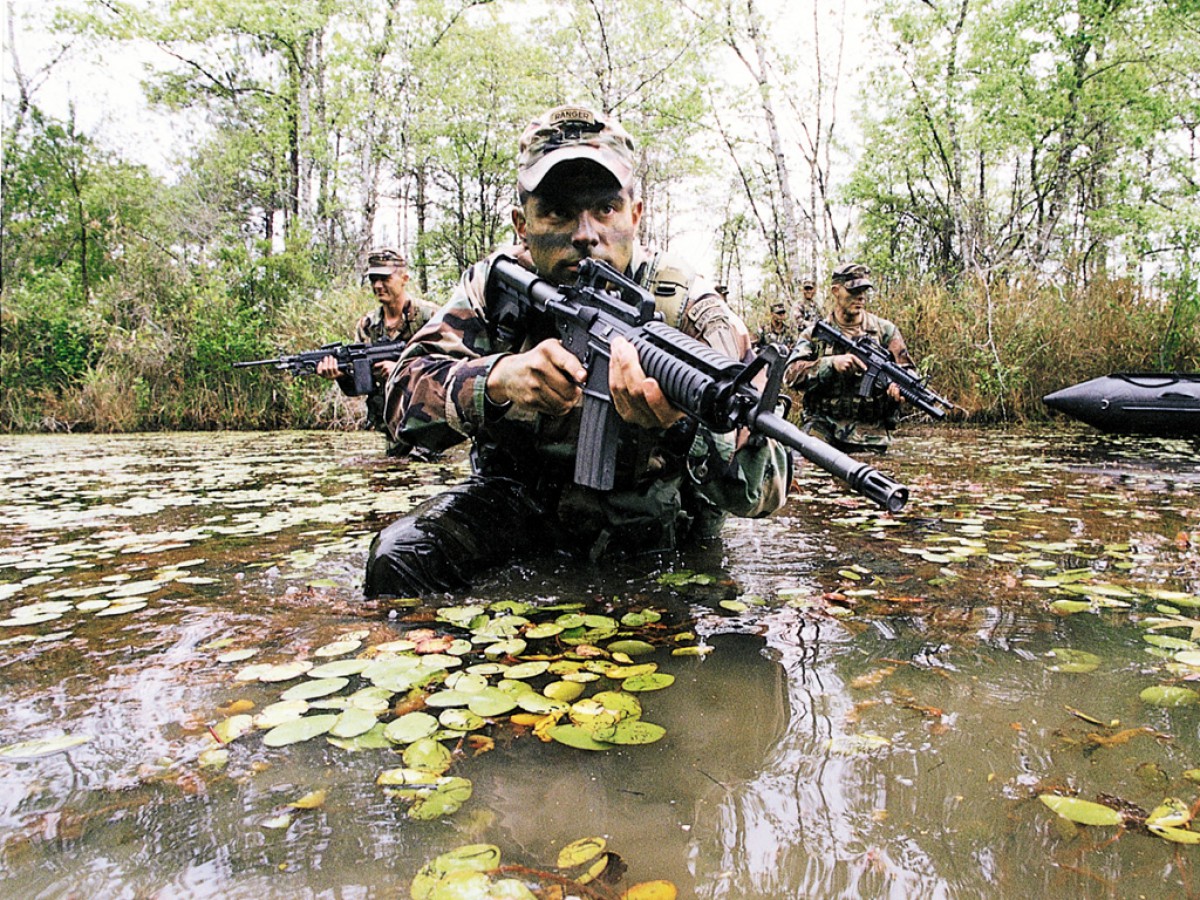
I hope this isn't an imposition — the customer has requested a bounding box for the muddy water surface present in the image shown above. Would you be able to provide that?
[1,426,1198,898]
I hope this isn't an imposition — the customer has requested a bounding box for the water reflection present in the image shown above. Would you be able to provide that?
[0,427,1198,897]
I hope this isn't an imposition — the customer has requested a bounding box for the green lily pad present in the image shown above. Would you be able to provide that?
[1140,685,1200,707]
[410,844,502,900]
[623,673,675,692]
[262,714,339,747]
[384,712,439,744]
[1046,648,1102,673]
[467,688,519,718]
[253,701,309,730]
[213,713,256,742]
[403,738,453,774]
[280,677,349,702]
[329,707,378,739]
[547,724,615,751]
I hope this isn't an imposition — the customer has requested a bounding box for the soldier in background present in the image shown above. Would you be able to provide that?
[756,300,797,351]
[796,273,818,328]
[317,248,439,457]
[785,262,916,453]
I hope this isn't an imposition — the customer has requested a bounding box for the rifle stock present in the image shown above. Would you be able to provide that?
[488,257,909,512]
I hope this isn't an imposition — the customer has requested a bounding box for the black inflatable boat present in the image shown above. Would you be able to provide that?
[1043,374,1200,437]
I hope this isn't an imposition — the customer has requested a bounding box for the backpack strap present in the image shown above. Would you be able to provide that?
[637,250,697,329]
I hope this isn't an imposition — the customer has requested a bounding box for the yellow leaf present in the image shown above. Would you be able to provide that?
[557,836,606,869]
[622,881,678,900]
[290,789,327,809]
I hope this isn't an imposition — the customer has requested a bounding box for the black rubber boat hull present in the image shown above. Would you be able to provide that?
[1043,373,1200,437]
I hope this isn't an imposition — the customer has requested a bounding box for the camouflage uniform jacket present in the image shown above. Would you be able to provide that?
[756,321,797,351]
[785,311,914,450]
[341,297,439,440]
[384,243,791,554]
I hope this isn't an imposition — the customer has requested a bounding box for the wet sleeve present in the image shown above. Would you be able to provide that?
[383,262,511,452]
[677,294,791,518]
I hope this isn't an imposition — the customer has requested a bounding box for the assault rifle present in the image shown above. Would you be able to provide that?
[233,341,404,396]
[810,319,952,419]
[488,256,909,513]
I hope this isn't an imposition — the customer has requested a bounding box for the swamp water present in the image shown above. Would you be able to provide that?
[0,426,1198,899]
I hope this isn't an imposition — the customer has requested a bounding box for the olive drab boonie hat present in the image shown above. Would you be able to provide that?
[366,248,406,276]
[831,262,873,292]
[517,105,637,192]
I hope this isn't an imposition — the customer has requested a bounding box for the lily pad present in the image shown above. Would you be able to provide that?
[1046,648,1102,674]
[280,677,349,702]
[262,714,339,747]
[1140,685,1200,707]
[384,712,439,744]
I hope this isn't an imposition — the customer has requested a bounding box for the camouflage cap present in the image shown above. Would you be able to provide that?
[517,105,637,193]
[801,274,816,289]
[831,262,873,292]
[366,247,406,276]
[771,301,787,314]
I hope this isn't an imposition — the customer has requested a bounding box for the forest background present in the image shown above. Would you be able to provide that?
[2,0,1198,433]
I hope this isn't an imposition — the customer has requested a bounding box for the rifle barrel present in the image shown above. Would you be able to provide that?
[752,410,909,513]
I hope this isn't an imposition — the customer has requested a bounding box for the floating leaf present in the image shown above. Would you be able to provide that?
[1046,648,1102,674]
[600,719,666,745]
[262,714,338,747]
[826,733,891,756]
[407,776,473,820]
[0,733,90,759]
[329,707,378,739]
[621,880,678,900]
[1039,794,1122,826]
[1147,798,1191,828]
[607,639,656,657]
[558,836,606,868]
[1140,685,1200,707]
[384,712,439,744]
[217,648,259,664]
[256,661,314,683]
[403,738,453,774]
[623,673,675,693]
[271,674,346,701]
[547,725,615,751]
[314,639,362,658]
[290,789,328,809]
[410,844,502,900]
[466,688,519,718]
[1149,824,1200,844]
[213,714,256,743]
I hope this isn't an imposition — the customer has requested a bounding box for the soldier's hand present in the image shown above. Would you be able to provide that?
[374,359,398,380]
[486,338,585,416]
[887,382,903,402]
[316,355,341,380]
[610,336,687,430]
[831,353,867,374]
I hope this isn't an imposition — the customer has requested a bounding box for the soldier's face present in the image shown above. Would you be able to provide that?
[832,284,869,318]
[369,269,408,305]
[514,161,642,285]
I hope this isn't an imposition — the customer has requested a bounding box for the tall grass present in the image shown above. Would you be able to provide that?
[876,273,1200,423]
[3,261,1196,433]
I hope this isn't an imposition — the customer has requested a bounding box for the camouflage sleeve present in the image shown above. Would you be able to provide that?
[382,258,511,453]
[677,291,790,519]
[784,326,832,389]
[886,323,915,369]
